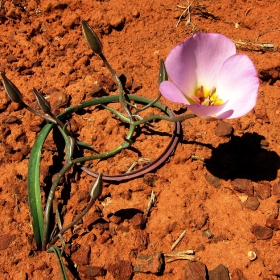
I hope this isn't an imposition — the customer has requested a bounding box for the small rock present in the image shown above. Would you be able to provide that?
[108,214,123,224]
[232,179,253,196]
[130,213,147,229]
[107,260,133,280]
[134,252,164,274]
[97,74,116,92]
[184,261,207,280]
[272,264,280,276]
[11,152,23,162]
[79,265,106,277]
[273,183,280,195]
[99,231,111,244]
[212,235,228,243]
[71,245,91,265]
[265,219,280,230]
[110,15,125,30]
[208,264,230,280]
[204,174,221,188]
[215,121,233,137]
[255,183,271,200]
[131,10,140,18]
[231,268,248,280]
[250,224,273,240]
[134,230,149,251]
[203,228,213,239]
[243,196,260,210]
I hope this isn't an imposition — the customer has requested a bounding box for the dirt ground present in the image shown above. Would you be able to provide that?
[0,0,280,279]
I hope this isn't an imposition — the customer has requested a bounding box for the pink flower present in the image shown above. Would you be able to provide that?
[159,33,259,120]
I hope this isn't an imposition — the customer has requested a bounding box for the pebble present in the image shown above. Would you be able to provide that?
[255,183,271,200]
[265,218,280,230]
[107,260,133,280]
[231,268,248,280]
[184,261,207,280]
[11,151,23,162]
[204,174,221,188]
[78,265,106,277]
[208,264,230,280]
[243,196,260,210]
[71,245,91,265]
[250,224,273,240]
[231,178,253,196]
[215,121,233,137]
[99,231,112,244]
[110,15,125,30]
[134,252,164,274]
[130,213,147,229]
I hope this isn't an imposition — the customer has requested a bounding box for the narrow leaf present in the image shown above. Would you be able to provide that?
[158,58,168,85]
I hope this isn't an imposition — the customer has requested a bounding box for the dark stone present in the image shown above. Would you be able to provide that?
[215,121,233,137]
[134,252,164,274]
[243,196,260,210]
[255,183,271,200]
[184,261,207,280]
[204,174,221,188]
[107,260,133,280]
[250,224,273,240]
[232,179,253,196]
[208,264,230,280]
[79,265,106,277]
[130,213,147,229]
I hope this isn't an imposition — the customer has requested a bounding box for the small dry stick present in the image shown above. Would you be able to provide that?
[176,0,194,27]
[171,230,186,251]
[145,191,156,216]
[126,158,151,173]
[234,40,275,52]
[165,250,196,263]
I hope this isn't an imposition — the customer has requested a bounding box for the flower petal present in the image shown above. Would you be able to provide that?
[159,81,189,104]
[186,101,229,119]
[165,33,236,97]
[216,54,259,119]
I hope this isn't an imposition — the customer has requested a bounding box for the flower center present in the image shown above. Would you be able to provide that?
[187,86,224,106]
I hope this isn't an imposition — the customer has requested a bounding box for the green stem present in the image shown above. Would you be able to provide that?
[48,198,96,248]
[99,53,132,119]
[42,161,74,250]
[132,113,196,126]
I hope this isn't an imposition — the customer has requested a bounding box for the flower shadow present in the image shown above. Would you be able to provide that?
[204,132,280,182]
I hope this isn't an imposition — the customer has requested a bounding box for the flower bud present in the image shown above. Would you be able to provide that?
[33,88,51,114]
[0,72,23,103]
[89,173,103,200]
[82,19,103,55]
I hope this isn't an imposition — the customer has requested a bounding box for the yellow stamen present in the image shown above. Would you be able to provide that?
[190,86,224,106]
